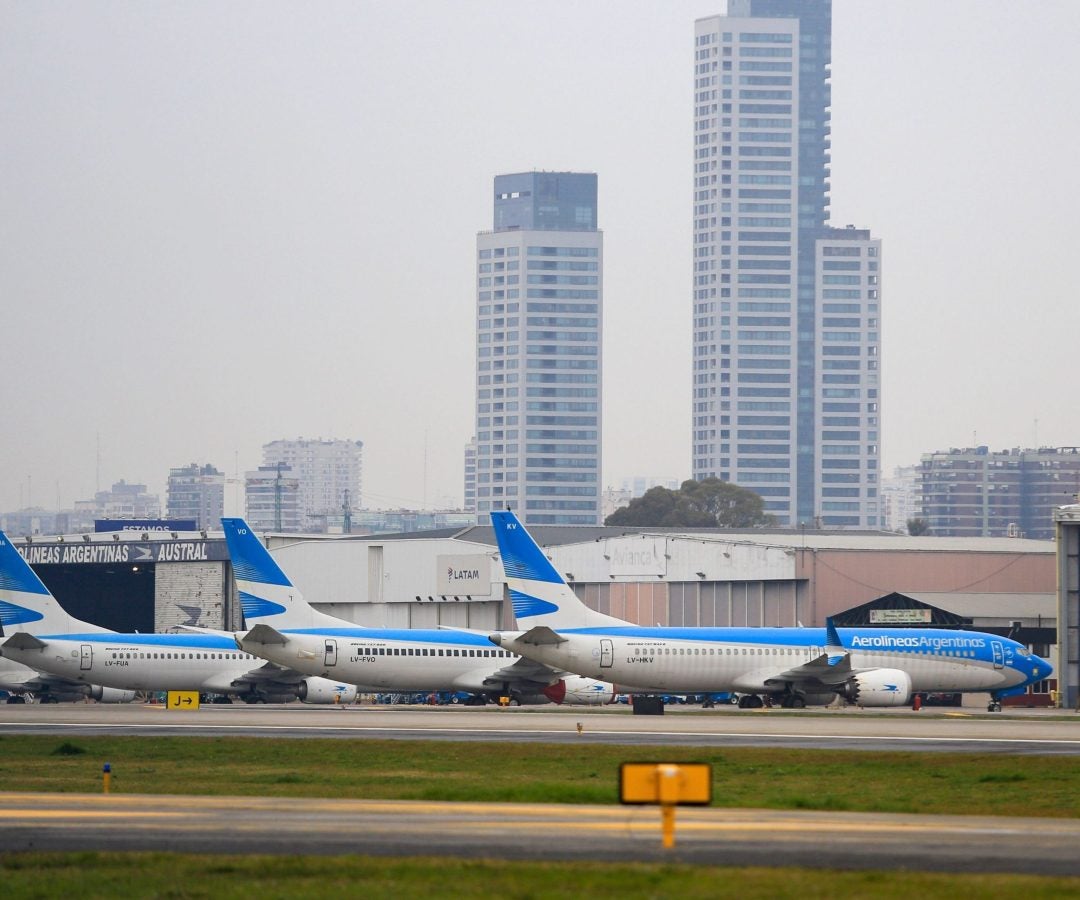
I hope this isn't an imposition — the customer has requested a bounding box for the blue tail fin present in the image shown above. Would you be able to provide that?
[221,518,346,630]
[490,510,628,629]
[0,531,104,634]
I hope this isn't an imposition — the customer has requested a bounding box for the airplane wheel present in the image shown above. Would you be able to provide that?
[789,695,806,709]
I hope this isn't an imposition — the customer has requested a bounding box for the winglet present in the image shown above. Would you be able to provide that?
[825,617,842,649]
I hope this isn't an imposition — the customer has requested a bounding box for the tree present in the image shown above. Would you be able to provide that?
[906,517,931,536]
[605,479,772,527]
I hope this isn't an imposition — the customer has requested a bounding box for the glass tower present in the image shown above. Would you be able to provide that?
[474,172,603,525]
[693,1,882,527]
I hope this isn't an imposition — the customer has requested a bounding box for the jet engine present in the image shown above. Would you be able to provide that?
[540,675,616,706]
[298,677,358,705]
[89,685,137,704]
[839,669,912,707]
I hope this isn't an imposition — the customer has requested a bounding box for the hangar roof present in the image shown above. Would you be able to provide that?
[900,591,1056,619]
[317,524,1055,556]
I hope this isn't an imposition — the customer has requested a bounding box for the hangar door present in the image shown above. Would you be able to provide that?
[155,562,228,631]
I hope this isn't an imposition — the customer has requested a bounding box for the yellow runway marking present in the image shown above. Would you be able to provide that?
[0,810,182,819]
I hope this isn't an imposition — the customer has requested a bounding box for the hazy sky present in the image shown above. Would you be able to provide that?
[2,1,1078,515]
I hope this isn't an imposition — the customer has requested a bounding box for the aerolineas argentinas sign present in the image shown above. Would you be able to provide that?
[436,555,491,596]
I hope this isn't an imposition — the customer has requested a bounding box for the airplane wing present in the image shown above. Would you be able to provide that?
[174,625,236,638]
[229,660,306,686]
[776,652,855,685]
[480,656,566,691]
[200,659,311,694]
[0,661,91,698]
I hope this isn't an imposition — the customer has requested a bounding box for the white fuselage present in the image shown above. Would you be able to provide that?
[3,633,270,693]
[493,629,1033,696]
[243,629,528,693]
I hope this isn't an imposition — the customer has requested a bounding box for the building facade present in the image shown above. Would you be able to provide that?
[920,446,1080,540]
[692,1,882,528]
[73,480,161,524]
[257,438,363,532]
[244,464,302,533]
[463,438,477,513]
[474,171,603,525]
[165,463,225,531]
[881,465,919,533]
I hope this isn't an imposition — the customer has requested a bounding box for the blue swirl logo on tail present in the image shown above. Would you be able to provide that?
[239,591,287,619]
[0,600,45,626]
[509,589,559,619]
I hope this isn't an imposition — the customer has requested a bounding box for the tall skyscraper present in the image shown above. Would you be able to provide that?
[692,1,882,528]
[463,437,478,513]
[474,171,602,525]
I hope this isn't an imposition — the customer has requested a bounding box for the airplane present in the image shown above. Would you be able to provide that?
[0,529,356,704]
[225,517,615,705]
[485,510,1054,712]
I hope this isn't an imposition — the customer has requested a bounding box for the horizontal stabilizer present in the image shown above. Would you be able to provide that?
[242,623,288,647]
[518,625,568,646]
[2,632,47,651]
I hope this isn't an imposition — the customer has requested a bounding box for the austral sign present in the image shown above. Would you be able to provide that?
[17,540,231,566]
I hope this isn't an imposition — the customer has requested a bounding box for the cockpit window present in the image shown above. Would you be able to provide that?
[1016,648,1030,657]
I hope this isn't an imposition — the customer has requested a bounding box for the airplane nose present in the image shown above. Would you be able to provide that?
[1034,656,1054,680]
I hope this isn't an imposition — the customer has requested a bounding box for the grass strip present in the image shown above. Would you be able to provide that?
[1,734,1077,817]
[2,851,1079,899]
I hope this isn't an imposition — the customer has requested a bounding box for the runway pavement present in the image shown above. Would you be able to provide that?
[1,702,1078,754]
[2,790,1078,875]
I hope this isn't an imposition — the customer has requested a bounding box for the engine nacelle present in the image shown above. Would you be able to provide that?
[89,685,137,704]
[541,675,616,706]
[298,677,358,705]
[840,668,912,707]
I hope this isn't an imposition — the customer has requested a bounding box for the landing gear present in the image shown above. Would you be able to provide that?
[780,693,806,709]
[5,695,27,704]
[737,694,764,709]
[987,700,1003,712]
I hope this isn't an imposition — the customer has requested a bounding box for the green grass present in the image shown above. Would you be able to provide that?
[1,852,1079,899]
[1,734,1078,817]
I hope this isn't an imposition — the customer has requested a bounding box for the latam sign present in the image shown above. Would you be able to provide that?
[436,554,491,597]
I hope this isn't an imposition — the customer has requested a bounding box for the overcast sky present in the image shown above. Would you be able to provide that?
[2,1,1078,516]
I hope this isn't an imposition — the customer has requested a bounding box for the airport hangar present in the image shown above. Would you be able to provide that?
[12,523,1061,705]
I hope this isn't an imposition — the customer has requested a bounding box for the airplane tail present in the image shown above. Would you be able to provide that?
[489,510,628,629]
[221,518,347,630]
[0,531,106,635]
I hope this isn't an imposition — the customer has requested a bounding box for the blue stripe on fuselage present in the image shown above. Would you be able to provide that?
[550,627,1009,664]
[280,628,495,647]
[37,633,239,649]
